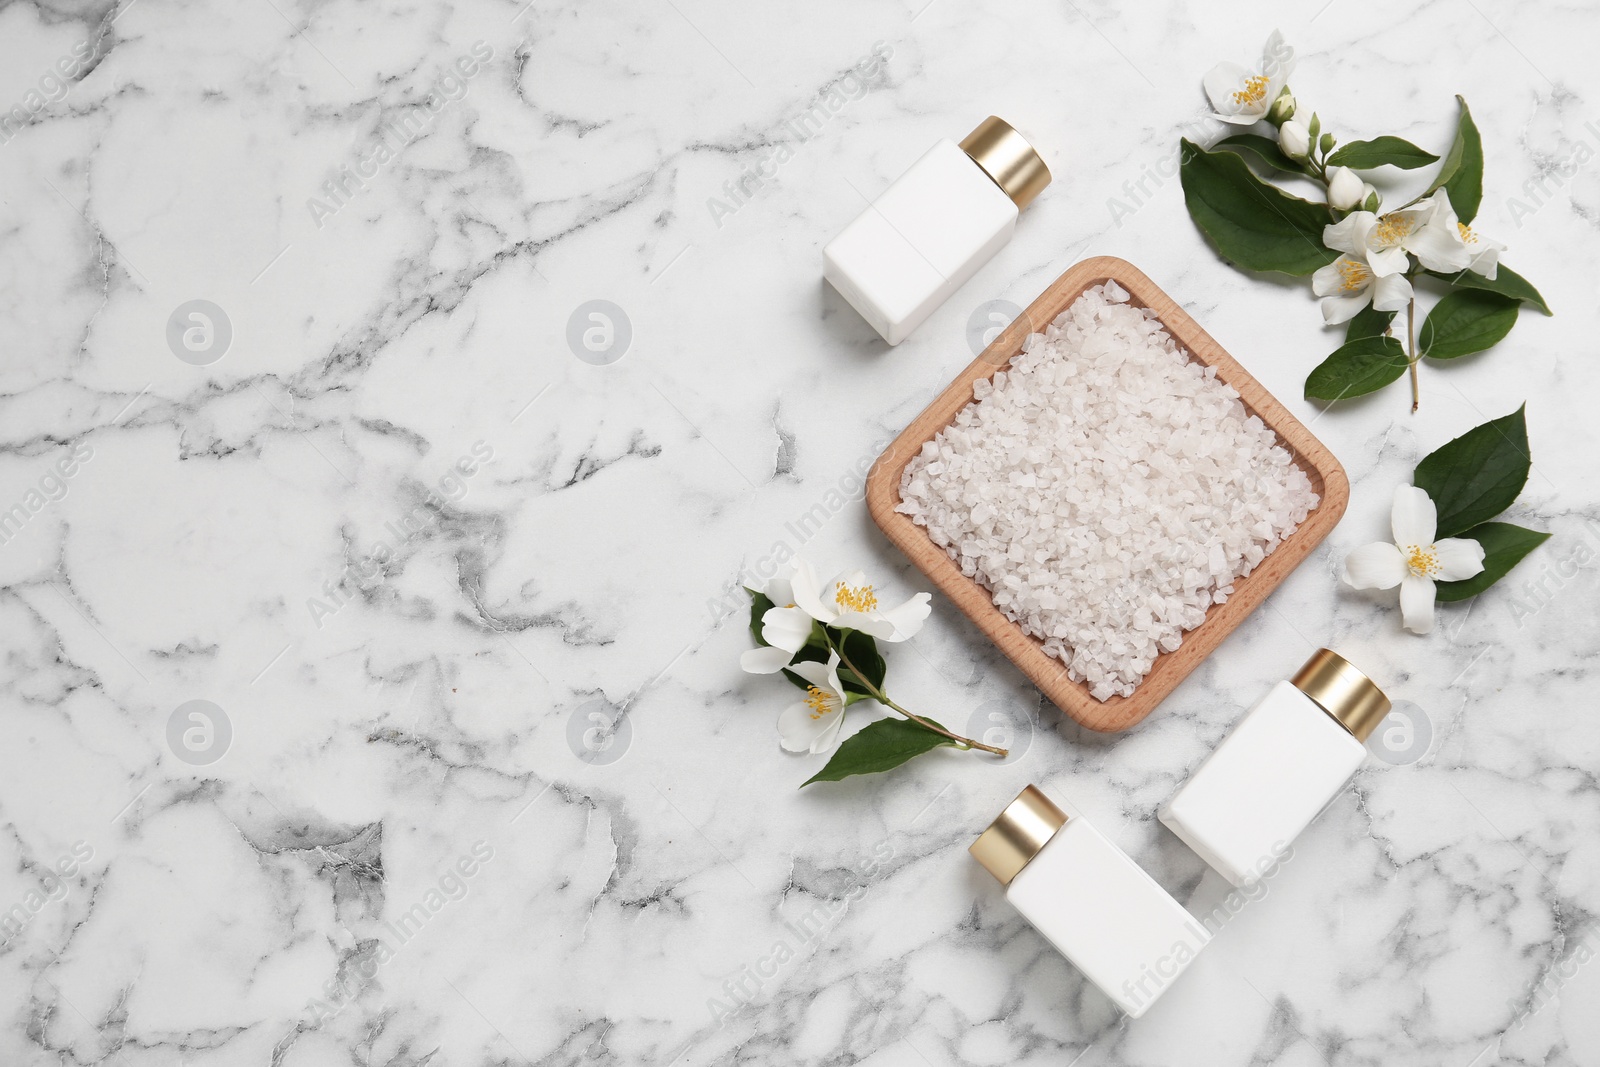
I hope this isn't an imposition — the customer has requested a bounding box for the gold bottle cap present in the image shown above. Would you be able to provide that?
[1291,648,1391,743]
[958,116,1051,211]
[970,785,1067,886]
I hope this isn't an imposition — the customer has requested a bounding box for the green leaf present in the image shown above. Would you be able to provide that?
[1326,136,1440,171]
[1434,522,1550,602]
[1423,264,1551,315]
[1413,405,1531,538]
[832,627,885,696]
[1345,304,1396,344]
[1305,335,1409,400]
[1179,139,1340,276]
[747,588,775,645]
[1215,134,1299,173]
[1419,290,1519,359]
[801,716,954,786]
[1425,95,1483,222]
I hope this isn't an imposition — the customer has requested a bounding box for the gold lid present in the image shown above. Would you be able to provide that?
[1291,648,1391,743]
[969,785,1067,886]
[958,116,1051,211]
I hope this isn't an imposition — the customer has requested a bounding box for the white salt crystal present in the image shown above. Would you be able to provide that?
[896,284,1319,701]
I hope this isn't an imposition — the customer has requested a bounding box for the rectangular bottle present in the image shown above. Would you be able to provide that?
[823,117,1049,345]
[971,785,1209,1018]
[1159,649,1391,887]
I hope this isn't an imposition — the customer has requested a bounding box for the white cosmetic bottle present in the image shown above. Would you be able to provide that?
[1159,649,1391,888]
[971,786,1209,1018]
[823,116,1050,346]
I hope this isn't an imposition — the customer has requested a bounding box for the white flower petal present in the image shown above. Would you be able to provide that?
[1391,484,1438,549]
[1323,212,1375,256]
[833,612,898,641]
[740,645,795,674]
[1320,292,1372,325]
[788,558,832,623]
[787,656,838,692]
[1462,227,1506,281]
[1420,188,1458,224]
[761,605,815,653]
[817,569,867,619]
[1406,222,1471,273]
[1203,61,1251,116]
[1371,272,1414,312]
[1365,245,1411,278]
[766,577,794,607]
[1467,245,1501,280]
[1433,537,1487,582]
[835,569,869,589]
[1343,542,1408,590]
[1399,573,1437,634]
[876,592,932,642]
[1311,258,1349,297]
[1371,205,1426,243]
[777,697,843,754]
[821,655,844,695]
[1262,30,1294,79]
[811,708,846,752]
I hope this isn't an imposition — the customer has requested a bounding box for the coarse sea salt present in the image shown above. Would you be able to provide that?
[896,282,1318,701]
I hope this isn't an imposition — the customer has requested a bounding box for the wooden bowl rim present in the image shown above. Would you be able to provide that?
[865,256,1349,733]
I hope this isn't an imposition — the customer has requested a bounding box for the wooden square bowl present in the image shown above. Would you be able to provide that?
[865,257,1348,733]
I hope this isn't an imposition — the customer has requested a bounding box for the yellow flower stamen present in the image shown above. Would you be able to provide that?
[1374,214,1413,245]
[1231,75,1269,107]
[1337,259,1370,292]
[1405,544,1440,578]
[834,582,878,613]
[804,685,836,720]
[1458,221,1478,247]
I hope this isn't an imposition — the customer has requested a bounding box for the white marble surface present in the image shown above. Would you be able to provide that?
[1,0,1598,1064]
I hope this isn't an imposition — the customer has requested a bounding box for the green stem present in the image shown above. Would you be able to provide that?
[1405,290,1420,413]
[1306,118,1422,412]
[826,634,1008,757]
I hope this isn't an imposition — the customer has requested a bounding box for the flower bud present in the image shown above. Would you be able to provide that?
[1278,120,1310,161]
[1267,88,1296,125]
[1327,166,1364,211]
[1361,183,1380,213]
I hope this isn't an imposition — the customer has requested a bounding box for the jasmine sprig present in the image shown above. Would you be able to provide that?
[741,562,1006,787]
[1180,32,1551,411]
[1343,406,1548,630]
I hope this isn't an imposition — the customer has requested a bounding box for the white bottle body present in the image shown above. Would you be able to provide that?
[1159,680,1367,887]
[1005,817,1209,1018]
[822,139,1017,345]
